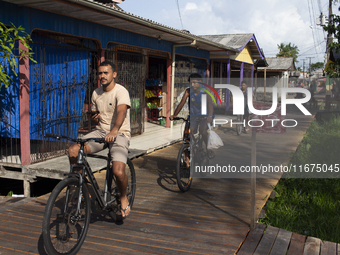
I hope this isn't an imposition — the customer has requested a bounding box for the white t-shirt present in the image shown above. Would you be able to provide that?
[91,84,131,139]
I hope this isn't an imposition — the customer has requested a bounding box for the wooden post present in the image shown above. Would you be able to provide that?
[250,130,256,229]
[98,49,105,88]
[240,62,244,87]
[19,40,31,166]
[166,59,171,127]
[19,40,31,197]
[22,166,30,197]
[226,59,230,111]
[264,67,267,102]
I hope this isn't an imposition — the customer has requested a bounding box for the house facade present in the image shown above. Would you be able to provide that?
[199,33,267,109]
[0,0,237,166]
[256,57,298,101]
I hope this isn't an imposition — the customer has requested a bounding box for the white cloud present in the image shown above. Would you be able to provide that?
[184,2,198,11]
[122,0,331,64]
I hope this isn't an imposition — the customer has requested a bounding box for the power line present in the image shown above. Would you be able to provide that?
[176,0,184,30]
[307,0,318,55]
[298,39,326,56]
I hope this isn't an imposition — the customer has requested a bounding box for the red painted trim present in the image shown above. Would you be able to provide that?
[98,49,105,88]
[19,41,31,165]
[166,59,171,128]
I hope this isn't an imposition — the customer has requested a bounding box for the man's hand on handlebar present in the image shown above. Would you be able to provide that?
[105,130,117,143]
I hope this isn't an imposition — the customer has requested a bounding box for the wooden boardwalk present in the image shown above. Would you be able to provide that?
[237,223,339,255]
[0,142,282,255]
[0,107,317,254]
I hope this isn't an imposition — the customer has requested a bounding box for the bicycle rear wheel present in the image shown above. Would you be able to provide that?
[176,143,192,192]
[108,158,136,220]
[42,177,91,255]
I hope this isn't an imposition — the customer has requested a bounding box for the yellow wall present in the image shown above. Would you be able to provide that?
[210,45,254,64]
[235,45,253,64]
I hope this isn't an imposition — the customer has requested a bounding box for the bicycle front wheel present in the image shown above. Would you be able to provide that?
[236,115,243,135]
[42,177,91,255]
[176,143,192,192]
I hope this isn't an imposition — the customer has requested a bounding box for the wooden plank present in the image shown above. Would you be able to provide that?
[287,232,306,255]
[237,223,266,255]
[320,241,337,255]
[253,225,279,255]
[304,236,321,255]
[0,198,34,213]
[269,228,292,255]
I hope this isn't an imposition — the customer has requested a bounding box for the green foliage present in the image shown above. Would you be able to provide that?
[310,62,324,71]
[0,22,36,89]
[6,190,13,197]
[276,42,299,63]
[260,116,340,243]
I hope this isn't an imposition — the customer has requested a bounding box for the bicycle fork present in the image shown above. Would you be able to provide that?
[64,169,84,219]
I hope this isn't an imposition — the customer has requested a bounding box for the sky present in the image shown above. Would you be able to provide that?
[118,0,340,69]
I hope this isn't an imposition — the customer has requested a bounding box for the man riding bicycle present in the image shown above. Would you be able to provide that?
[68,60,131,219]
[241,80,251,132]
[170,73,214,161]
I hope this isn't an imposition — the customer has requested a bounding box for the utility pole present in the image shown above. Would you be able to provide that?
[327,0,333,61]
[307,57,315,86]
[302,59,306,85]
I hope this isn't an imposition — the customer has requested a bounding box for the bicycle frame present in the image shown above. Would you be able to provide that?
[67,142,116,211]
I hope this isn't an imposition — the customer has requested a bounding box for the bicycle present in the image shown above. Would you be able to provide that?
[236,114,250,135]
[171,116,209,192]
[236,114,245,135]
[42,133,136,255]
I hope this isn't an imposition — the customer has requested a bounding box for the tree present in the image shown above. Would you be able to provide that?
[276,42,299,63]
[0,22,36,89]
[323,5,340,78]
[310,62,324,71]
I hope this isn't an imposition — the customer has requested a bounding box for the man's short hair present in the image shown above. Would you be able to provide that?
[99,60,116,72]
[241,81,247,85]
[188,73,202,82]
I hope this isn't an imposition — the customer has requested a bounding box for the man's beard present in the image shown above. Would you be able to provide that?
[101,79,110,87]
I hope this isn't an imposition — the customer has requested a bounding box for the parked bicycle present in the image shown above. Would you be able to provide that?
[42,133,136,255]
[171,117,209,192]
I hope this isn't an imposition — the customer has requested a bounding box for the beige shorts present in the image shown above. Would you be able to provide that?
[83,127,130,164]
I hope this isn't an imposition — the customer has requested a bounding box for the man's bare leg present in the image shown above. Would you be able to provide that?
[183,125,190,166]
[113,161,130,217]
[68,143,92,171]
[200,123,214,158]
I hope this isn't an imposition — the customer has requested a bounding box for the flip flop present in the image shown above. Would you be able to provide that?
[121,204,131,219]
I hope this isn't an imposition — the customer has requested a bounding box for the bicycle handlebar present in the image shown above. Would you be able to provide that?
[45,133,109,144]
[170,117,188,121]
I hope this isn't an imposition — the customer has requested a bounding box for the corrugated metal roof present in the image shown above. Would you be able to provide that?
[3,0,238,54]
[257,57,296,71]
[199,33,264,59]
[200,34,254,49]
